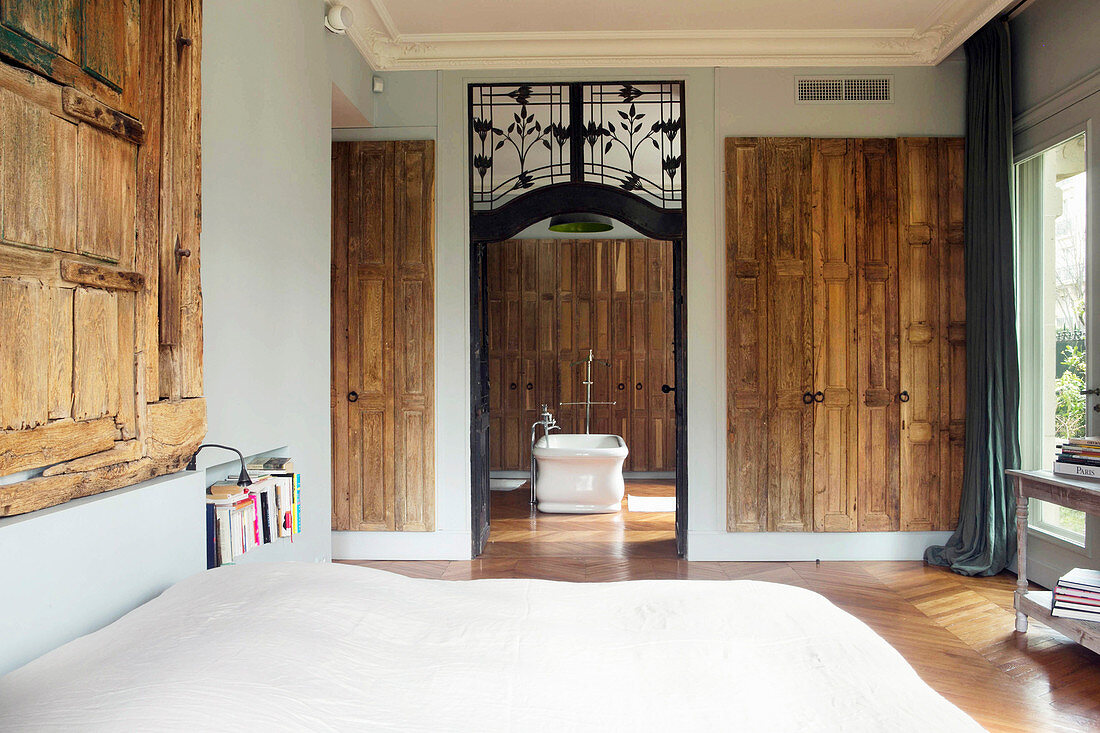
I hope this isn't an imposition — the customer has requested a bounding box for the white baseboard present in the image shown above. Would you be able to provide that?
[332,530,472,560]
[687,530,953,561]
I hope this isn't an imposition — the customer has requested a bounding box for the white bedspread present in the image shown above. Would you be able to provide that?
[0,562,981,732]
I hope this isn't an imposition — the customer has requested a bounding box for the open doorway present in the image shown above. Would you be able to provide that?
[477,233,679,558]
[467,80,688,558]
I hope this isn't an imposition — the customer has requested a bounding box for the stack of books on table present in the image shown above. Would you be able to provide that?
[1053,437,1100,480]
[1051,568,1100,622]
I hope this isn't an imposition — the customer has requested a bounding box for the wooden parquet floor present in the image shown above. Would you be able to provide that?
[340,481,1100,731]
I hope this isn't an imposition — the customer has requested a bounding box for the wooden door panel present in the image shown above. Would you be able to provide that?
[0,0,205,517]
[856,139,900,531]
[392,140,434,531]
[77,124,136,263]
[765,138,814,532]
[1,0,81,61]
[939,137,966,530]
[81,0,131,90]
[898,138,942,532]
[812,139,857,532]
[725,138,769,530]
[332,140,435,532]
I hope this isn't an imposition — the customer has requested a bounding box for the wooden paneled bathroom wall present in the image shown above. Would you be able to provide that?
[331,140,436,532]
[0,0,205,516]
[725,137,965,533]
[487,239,675,473]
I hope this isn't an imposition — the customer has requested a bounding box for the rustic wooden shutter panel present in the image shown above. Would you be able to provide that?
[725,137,770,532]
[0,0,205,517]
[725,135,962,534]
[331,140,435,532]
[855,139,901,531]
[811,138,858,532]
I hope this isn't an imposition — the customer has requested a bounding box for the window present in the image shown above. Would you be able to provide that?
[1016,133,1090,545]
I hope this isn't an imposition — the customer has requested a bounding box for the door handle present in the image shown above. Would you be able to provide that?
[347,391,358,402]
[526,382,534,390]
[813,391,825,403]
[1081,387,1100,396]
[803,391,814,405]
[661,384,675,393]
[898,390,910,403]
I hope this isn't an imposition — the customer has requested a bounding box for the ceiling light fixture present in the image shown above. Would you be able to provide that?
[548,214,614,233]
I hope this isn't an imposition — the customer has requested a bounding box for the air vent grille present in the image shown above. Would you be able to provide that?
[796,76,892,104]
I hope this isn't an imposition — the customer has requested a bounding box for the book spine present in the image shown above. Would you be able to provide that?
[1056,454,1100,467]
[1053,461,1100,479]
[294,474,302,535]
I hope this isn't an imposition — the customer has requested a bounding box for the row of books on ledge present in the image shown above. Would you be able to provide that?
[205,457,301,568]
[1051,568,1100,623]
[1053,437,1100,480]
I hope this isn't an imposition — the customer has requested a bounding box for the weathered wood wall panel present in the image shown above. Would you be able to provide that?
[332,140,436,533]
[0,0,206,516]
[486,238,675,473]
[725,135,962,534]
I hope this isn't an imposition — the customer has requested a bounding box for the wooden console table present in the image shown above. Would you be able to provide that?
[1007,469,1100,654]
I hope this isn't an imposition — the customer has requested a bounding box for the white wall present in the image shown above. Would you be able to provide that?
[0,471,206,676]
[331,60,967,561]
[202,0,374,564]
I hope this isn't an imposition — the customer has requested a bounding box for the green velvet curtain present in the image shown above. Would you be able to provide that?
[925,20,1021,577]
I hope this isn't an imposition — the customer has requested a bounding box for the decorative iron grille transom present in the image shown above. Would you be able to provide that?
[469,81,684,212]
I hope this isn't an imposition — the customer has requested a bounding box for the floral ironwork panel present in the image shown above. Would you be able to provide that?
[470,84,571,211]
[580,82,683,209]
[469,81,684,212]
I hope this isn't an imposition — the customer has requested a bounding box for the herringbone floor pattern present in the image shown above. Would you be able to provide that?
[340,481,1100,731]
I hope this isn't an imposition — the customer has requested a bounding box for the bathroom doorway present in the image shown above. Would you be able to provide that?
[473,234,683,559]
[467,80,688,558]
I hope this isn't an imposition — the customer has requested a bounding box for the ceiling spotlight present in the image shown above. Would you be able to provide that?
[325,4,353,34]
[548,213,614,233]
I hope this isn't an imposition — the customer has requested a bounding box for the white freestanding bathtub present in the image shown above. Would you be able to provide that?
[532,434,629,513]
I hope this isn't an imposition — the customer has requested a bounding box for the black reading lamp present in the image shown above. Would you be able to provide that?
[186,443,253,487]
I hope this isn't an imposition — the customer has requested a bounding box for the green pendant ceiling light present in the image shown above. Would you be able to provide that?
[547,213,614,233]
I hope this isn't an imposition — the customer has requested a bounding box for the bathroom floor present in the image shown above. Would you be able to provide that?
[482,479,677,561]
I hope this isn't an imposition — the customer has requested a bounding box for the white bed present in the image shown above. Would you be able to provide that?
[0,562,981,731]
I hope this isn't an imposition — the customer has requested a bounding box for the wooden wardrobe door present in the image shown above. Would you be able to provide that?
[897,138,943,532]
[938,138,966,530]
[611,239,632,464]
[856,139,901,531]
[811,139,858,532]
[331,140,434,532]
[333,142,394,531]
[392,140,435,531]
[725,138,769,531]
[765,138,815,532]
[536,239,559,442]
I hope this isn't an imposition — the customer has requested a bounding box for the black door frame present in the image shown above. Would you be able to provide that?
[468,81,688,558]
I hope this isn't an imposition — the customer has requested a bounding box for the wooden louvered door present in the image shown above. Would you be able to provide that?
[331,140,435,532]
[0,0,205,517]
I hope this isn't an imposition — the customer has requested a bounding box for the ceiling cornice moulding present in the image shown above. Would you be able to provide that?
[346,0,1016,71]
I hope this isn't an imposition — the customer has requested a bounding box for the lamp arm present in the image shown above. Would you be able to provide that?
[186,443,253,487]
